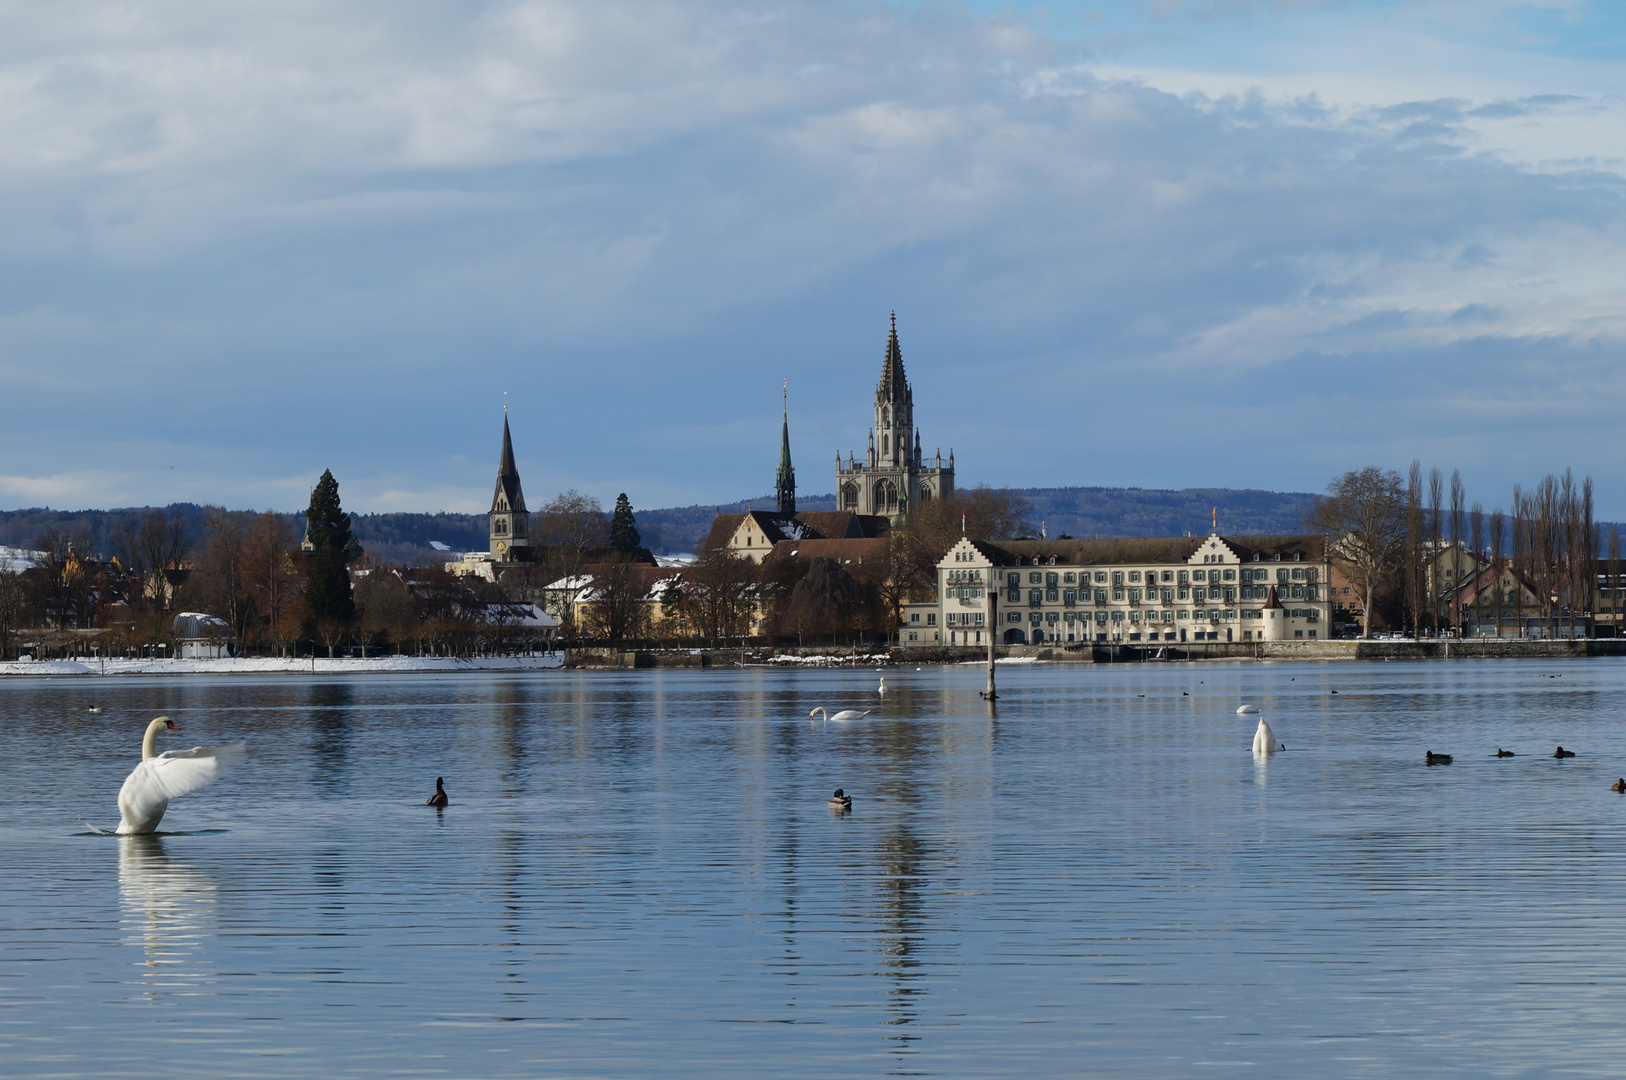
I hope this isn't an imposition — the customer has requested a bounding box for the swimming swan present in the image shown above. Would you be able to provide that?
[1237,704,1260,715]
[114,717,246,835]
[1252,717,1284,755]
[809,707,872,723]
[878,677,887,695]
[426,777,449,807]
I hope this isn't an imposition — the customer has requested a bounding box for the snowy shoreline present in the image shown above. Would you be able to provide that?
[0,655,564,677]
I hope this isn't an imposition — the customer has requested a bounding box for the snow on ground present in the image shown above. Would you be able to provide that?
[0,655,564,677]
[765,653,893,667]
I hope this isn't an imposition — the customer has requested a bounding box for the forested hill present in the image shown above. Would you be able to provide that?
[0,486,1321,563]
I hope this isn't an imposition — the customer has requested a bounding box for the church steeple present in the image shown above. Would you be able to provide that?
[776,381,796,517]
[489,408,530,560]
[873,311,913,468]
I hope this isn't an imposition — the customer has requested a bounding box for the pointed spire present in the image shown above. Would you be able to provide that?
[878,311,908,403]
[492,411,527,515]
[776,380,796,516]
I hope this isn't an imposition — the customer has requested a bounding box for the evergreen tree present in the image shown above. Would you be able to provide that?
[303,469,362,651]
[609,493,641,553]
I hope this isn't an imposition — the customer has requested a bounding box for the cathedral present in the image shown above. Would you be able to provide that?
[835,313,954,519]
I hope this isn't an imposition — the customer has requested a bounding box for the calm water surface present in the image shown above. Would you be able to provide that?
[5,659,1626,1077]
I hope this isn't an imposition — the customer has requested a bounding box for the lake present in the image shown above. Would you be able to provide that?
[5,659,1626,1077]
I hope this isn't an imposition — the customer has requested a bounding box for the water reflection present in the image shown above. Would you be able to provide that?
[118,836,218,997]
[309,680,355,795]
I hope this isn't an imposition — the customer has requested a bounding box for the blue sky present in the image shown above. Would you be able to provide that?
[2,0,1625,518]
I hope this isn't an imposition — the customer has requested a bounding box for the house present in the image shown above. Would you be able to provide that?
[172,612,233,659]
[701,510,890,565]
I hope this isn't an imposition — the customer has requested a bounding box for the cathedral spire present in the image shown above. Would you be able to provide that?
[878,310,908,403]
[776,381,796,517]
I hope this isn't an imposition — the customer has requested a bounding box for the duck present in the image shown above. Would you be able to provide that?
[87,706,102,714]
[1612,779,1626,793]
[426,777,449,808]
[110,717,246,835]
[809,707,872,723]
[1252,718,1284,755]
[827,788,852,810]
[1425,751,1453,765]
[1330,690,1338,695]
[1554,746,1577,759]
[1495,748,1515,758]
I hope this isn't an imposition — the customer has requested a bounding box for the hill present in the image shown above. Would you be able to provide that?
[0,486,1323,564]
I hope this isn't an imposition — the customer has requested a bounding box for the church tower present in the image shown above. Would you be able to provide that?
[489,410,531,562]
[776,382,796,517]
[835,313,954,519]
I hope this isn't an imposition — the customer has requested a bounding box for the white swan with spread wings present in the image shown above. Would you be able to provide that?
[112,717,246,835]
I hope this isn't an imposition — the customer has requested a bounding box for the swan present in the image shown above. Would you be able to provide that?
[1554,746,1576,759]
[809,707,872,723]
[828,788,852,810]
[1495,748,1515,758]
[1425,751,1453,765]
[426,777,448,807]
[1237,704,1259,715]
[878,677,886,694]
[113,717,246,835]
[1252,717,1284,755]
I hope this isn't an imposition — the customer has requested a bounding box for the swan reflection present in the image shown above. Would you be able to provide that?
[118,836,218,992]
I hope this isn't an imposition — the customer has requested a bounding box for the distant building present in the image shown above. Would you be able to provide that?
[834,313,954,520]
[911,532,1334,648]
[703,510,889,565]
[489,411,532,564]
[172,611,233,659]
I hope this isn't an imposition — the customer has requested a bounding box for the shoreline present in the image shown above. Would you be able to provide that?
[0,655,565,677]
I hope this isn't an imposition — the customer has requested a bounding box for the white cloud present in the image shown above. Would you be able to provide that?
[0,1,1624,515]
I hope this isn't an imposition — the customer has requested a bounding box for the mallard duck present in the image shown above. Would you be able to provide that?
[426,777,449,807]
[827,788,852,811]
[1425,751,1453,765]
[1554,747,1576,759]
[1495,748,1515,758]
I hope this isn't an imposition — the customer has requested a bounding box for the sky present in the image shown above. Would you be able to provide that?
[2,0,1625,518]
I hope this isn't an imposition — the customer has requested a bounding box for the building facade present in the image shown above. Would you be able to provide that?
[915,533,1334,648]
[835,314,953,519]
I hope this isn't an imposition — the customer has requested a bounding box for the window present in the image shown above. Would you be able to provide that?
[1046,572,1059,587]
[1162,571,1173,582]
[1178,571,1189,585]
[1113,589,1124,601]
[1065,611,1076,622]
[1008,612,1021,623]
[1064,590,1076,605]
[1112,611,1124,621]
[926,614,936,626]
[1029,590,1043,606]
[1095,572,1107,583]
[1179,588,1190,600]
[1130,611,1141,622]
[1046,612,1059,623]
[1064,572,1076,583]
[1030,612,1042,624]
[1292,568,1305,580]
[1194,588,1206,601]
[1046,589,1059,602]
[1223,569,1236,581]
[1194,570,1206,582]
[1008,572,1020,587]
[1113,571,1124,585]
[1178,610,1188,619]
[1029,572,1042,584]
[1278,569,1290,583]
[910,613,920,623]
[1130,571,1141,582]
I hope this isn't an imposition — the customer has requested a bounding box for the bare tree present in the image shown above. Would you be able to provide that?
[242,512,303,655]
[1306,467,1408,639]
[1469,502,1484,634]
[0,556,24,658]
[678,547,756,647]
[1427,468,1443,631]
[1610,526,1622,638]
[186,509,256,646]
[1490,507,1506,638]
[1405,461,1424,635]
[1448,470,1465,632]
[584,561,654,643]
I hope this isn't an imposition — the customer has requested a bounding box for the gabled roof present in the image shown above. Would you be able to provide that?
[969,534,1328,567]
[702,510,893,554]
[767,538,888,566]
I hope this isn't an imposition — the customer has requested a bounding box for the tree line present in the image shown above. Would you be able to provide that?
[1309,463,1604,639]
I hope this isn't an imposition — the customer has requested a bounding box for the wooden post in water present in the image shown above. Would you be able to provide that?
[984,587,998,700]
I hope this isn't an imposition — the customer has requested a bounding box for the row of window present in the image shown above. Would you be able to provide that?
[1010,551,1307,566]
[1001,608,1316,624]
[1001,585,1322,605]
[999,567,1319,587]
